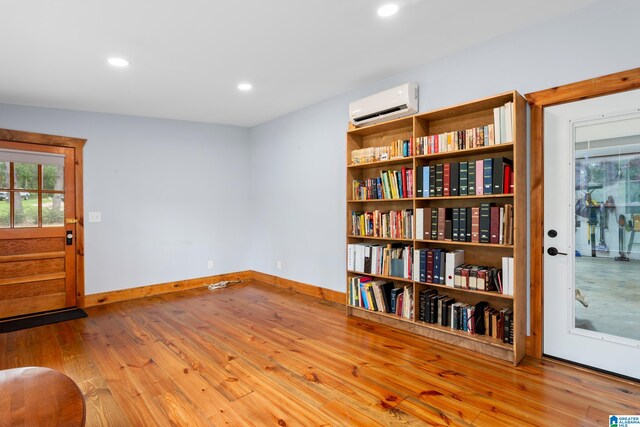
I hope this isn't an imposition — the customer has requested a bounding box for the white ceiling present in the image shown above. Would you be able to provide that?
[0,0,597,127]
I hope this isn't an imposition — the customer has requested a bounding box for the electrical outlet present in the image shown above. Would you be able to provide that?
[208,260,214,269]
[276,261,282,270]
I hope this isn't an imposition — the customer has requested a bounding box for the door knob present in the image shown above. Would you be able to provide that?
[547,229,558,238]
[547,247,567,256]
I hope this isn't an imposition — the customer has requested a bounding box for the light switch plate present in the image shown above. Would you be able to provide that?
[88,212,102,223]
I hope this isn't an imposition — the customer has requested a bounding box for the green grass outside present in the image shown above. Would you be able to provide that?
[0,196,63,227]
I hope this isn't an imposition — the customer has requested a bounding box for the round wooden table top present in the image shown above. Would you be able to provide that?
[0,367,86,426]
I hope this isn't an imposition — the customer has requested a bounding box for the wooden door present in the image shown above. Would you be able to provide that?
[0,131,84,319]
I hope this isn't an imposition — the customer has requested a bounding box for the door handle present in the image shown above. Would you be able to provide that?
[547,247,567,256]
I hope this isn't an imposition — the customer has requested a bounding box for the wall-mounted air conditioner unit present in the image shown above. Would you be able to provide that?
[349,83,418,127]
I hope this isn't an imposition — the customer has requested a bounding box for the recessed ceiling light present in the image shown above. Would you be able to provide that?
[107,57,130,67]
[377,3,399,17]
[237,83,252,91]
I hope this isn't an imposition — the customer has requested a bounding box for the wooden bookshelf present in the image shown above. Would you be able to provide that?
[345,91,527,365]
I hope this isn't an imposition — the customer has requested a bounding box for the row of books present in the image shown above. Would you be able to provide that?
[347,243,414,279]
[416,204,514,245]
[351,168,414,200]
[351,209,413,239]
[418,289,513,342]
[415,157,513,198]
[350,139,413,164]
[412,248,512,295]
[414,101,514,156]
[348,276,413,319]
[416,124,496,155]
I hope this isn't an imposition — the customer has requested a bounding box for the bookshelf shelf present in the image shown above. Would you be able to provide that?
[347,235,413,242]
[348,157,412,169]
[415,194,513,202]
[346,91,526,365]
[347,270,413,284]
[415,142,514,161]
[347,198,413,203]
[414,281,514,300]
[415,239,514,249]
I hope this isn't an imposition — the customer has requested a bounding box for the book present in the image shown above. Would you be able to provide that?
[416,165,423,198]
[445,250,464,286]
[503,163,512,194]
[504,102,513,142]
[390,287,402,313]
[452,208,460,241]
[471,207,480,242]
[483,158,493,195]
[459,161,468,196]
[459,207,467,242]
[426,249,434,283]
[423,207,432,240]
[450,162,459,196]
[467,160,476,195]
[443,163,451,197]
[479,203,491,243]
[490,206,500,244]
[476,159,484,195]
[465,207,472,242]
[416,208,424,241]
[492,157,512,194]
[429,166,436,197]
[435,163,444,196]
[423,166,430,198]
[433,249,443,284]
[431,208,438,240]
[437,207,446,240]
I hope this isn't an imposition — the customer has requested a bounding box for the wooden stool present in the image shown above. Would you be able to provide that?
[0,367,86,426]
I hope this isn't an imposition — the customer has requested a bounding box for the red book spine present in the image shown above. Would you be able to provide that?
[490,206,500,244]
[503,164,512,194]
[443,163,451,197]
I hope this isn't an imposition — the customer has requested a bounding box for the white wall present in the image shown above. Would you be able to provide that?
[248,0,640,292]
[0,104,251,294]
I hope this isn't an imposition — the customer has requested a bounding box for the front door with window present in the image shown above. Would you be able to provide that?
[0,140,78,318]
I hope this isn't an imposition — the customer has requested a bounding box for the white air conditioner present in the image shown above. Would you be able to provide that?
[349,83,418,127]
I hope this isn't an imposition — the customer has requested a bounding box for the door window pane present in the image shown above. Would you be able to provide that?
[14,162,38,190]
[0,161,8,189]
[42,193,64,227]
[14,192,39,228]
[43,164,64,191]
[574,116,640,342]
[0,195,8,228]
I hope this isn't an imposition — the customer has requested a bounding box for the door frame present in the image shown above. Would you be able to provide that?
[0,128,86,308]
[525,68,640,358]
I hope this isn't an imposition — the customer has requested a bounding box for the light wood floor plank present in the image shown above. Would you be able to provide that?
[0,281,638,426]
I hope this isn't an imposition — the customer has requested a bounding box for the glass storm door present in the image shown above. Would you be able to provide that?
[543,88,640,380]
[0,142,77,318]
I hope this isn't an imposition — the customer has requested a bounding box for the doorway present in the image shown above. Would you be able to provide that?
[0,129,85,318]
[526,68,640,375]
[543,90,640,379]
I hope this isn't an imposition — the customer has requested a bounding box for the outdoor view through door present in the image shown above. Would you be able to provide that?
[0,142,77,319]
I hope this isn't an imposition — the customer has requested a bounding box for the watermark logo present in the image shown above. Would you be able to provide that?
[610,415,640,427]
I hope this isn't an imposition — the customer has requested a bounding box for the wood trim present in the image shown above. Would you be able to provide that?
[250,271,346,305]
[0,129,86,149]
[525,68,640,359]
[81,271,253,307]
[0,272,66,286]
[0,251,65,263]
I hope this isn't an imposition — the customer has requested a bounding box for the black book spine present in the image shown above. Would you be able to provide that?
[459,207,467,243]
[416,164,423,198]
[483,158,493,195]
[465,207,472,242]
[459,161,468,196]
[493,157,504,194]
[435,163,444,196]
[452,208,460,241]
[429,165,436,197]
[450,162,459,196]
[479,203,491,243]
[467,160,476,195]
[430,208,438,240]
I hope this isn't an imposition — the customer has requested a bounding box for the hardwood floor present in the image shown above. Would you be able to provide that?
[1,281,639,426]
